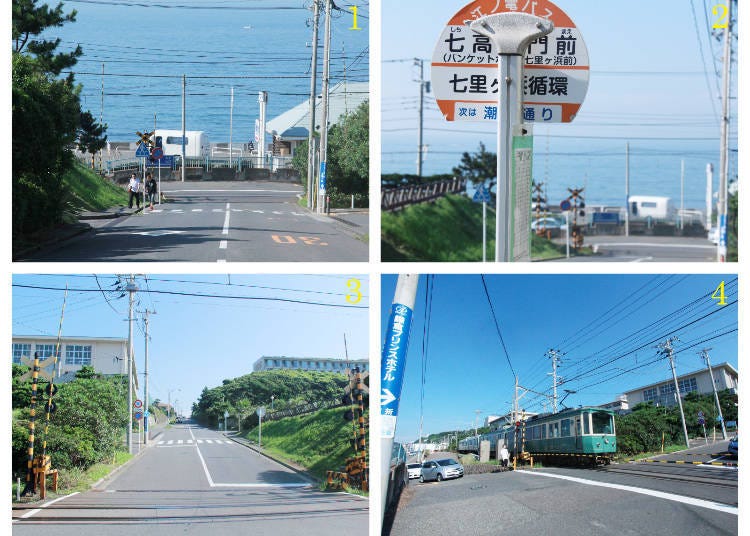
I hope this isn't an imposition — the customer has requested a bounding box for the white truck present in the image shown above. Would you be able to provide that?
[627,196,676,220]
[154,130,209,158]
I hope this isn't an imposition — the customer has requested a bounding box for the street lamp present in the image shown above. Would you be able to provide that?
[168,388,181,421]
[271,394,275,411]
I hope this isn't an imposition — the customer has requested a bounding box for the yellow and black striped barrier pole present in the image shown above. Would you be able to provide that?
[22,353,41,496]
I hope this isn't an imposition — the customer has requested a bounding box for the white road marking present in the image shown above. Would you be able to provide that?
[186,439,193,444]
[217,259,226,263]
[16,492,79,521]
[222,203,230,235]
[192,209,203,212]
[291,212,307,216]
[231,208,243,212]
[212,208,224,213]
[631,256,654,262]
[197,439,203,444]
[252,210,264,214]
[177,440,183,444]
[272,211,283,215]
[167,440,173,445]
[132,230,185,237]
[167,189,299,193]
[205,439,213,444]
[210,482,310,488]
[158,440,164,445]
[219,240,227,249]
[150,209,164,213]
[591,242,715,250]
[518,470,738,515]
[170,209,184,213]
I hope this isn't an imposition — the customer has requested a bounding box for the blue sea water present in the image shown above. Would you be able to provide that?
[44,2,368,143]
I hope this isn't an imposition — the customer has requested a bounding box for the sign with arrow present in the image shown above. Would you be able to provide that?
[380,303,414,438]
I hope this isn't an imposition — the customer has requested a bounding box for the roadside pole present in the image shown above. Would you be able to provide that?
[317,0,332,214]
[143,310,154,444]
[306,0,321,210]
[565,211,570,259]
[661,338,690,448]
[259,91,268,168]
[717,0,732,262]
[625,142,630,236]
[380,274,419,526]
[181,74,186,182]
[468,14,552,261]
[482,200,487,262]
[126,276,138,454]
[229,87,234,169]
[705,163,713,231]
[700,348,727,440]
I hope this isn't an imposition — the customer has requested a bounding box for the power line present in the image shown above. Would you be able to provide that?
[12,284,368,309]
[479,275,516,380]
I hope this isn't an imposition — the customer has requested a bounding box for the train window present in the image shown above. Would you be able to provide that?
[541,425,546,439]
[561,419,570,437]
[549,422,559,438]
[583,414,590,434]
[592,412,613,434]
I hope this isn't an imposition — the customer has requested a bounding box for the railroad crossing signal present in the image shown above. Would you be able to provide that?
[18,355,56,382]
[565,187,586,249]
[136,130,155,148]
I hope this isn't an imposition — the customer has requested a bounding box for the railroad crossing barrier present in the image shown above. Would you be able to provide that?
[381,178,467,211]
[639,459,737,467]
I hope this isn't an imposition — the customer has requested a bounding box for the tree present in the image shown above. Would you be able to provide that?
[452,142,497,187]
[235,399,252,434]
[77,111,108,169]
[291,101,369,207]
[728,190,737,262]
[12,0,82,76]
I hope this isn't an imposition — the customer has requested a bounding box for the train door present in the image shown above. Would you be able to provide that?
[574,416,582,451]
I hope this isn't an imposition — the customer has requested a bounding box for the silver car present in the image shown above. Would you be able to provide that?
[419,458,464,482]
[407,463,422,479]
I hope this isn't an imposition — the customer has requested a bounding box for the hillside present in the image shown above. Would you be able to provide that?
[64,161,129,218]
[246,407,367,480]
[382,194,569,261]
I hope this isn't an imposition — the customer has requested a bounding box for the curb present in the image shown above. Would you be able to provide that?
[224,434,318,486]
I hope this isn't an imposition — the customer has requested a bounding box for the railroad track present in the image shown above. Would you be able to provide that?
[600,463,738,490]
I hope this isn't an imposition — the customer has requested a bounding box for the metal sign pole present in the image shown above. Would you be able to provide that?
[468,14,552,262]
[380,274,419,526]
[482,201,487,262]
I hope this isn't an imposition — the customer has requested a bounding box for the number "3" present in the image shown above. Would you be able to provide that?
[346,278,362,304]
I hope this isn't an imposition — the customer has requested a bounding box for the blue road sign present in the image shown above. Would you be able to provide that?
[560,199,572,211]
[719,214,727,247]
[146,155,175,168]
[380,302,414,438]
[134,411,143,420]
[135,143,151,157]
[473,185,492,203]
[319,161,327,192]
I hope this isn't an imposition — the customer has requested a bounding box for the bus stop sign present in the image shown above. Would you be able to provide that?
[431,0,589,122]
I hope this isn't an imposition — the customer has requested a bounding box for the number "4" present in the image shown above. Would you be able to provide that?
[711,281,727,306]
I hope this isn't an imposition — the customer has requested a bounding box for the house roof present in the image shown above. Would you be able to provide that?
[266,82,368,141]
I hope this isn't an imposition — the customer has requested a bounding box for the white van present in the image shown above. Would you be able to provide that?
[627,196,676,220]
[154,130,209,158]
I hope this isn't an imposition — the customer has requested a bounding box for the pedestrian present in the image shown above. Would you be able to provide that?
[500,444,510,468]
[127,173,141,209]
[145,172,157,210]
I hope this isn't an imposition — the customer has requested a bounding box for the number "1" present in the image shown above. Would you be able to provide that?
[349,5,363,30]
[711,281,727,306]
[712,4,728,29]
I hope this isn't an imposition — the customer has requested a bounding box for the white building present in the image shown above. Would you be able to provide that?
[12,335,133,382]
[252,356,368,374]
[619,362,737,408]
[265,81,368,158]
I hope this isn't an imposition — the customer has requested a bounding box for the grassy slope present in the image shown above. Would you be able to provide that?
[64,161,128,216]
[381,194,570,261]
[246,407,367,480]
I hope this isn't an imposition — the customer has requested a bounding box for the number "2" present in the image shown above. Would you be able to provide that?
[346,278,362,304]
[713,4,728,29]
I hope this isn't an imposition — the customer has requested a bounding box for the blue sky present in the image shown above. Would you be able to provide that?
[381,0,739,204]
[12,274,369,415]
[381,274,738,442]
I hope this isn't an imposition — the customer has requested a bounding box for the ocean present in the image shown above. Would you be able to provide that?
[44,2,369,143]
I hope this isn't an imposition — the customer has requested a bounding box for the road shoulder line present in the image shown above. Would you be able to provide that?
[517,470,737,515]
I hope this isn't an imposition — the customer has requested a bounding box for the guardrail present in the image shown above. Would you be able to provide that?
[381,178,467,211]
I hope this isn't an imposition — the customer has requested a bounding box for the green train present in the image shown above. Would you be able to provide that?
[458,407,617,466]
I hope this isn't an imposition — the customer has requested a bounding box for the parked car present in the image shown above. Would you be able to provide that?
[728,436,738,457]
[531,217,566,238]
[407,463,422,480]
[419,458,464,482]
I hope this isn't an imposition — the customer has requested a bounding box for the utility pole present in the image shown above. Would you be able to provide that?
[717,0,732,262]
[680,159,685,231]
[546,349,562,413]
[100,62,104,172]
[660,338,690,448]
[625,142,630,236]
[229,87,234,169]
[415,58,427,177]
[699,349,727,440]
[706,163,714,231]
[306,0,321,210]
[258,91,268,166]
[380,274,419,527]
[126,276,138,454]
[181,74,186,182]
[317,0,333,214]
[142,309,155,444]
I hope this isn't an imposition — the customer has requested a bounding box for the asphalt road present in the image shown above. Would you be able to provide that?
[556,235,719,262]
[23,181,368,262]
[388,452,737,535]
[12,423,368,535]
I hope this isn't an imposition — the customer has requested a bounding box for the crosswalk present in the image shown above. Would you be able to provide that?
[156,439,234,446]
[145,208,308,217]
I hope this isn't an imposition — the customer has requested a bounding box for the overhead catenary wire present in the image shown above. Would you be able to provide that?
[479,275,516,380]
